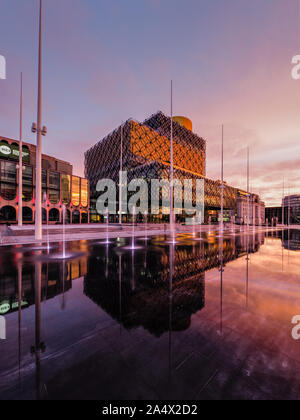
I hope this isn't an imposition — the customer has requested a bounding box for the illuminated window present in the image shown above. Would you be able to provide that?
[81,179,88,207]
[72,176,80,207]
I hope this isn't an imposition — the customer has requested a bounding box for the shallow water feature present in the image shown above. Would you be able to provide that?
[0,229,299,400]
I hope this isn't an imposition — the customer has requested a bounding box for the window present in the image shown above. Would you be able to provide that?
[72,210,80,224]
[0,206,16,222]
[1,161,16,183]
[23,185,33,202]
[49,172,60,204]
[0,183,17,201]
[22,207,33,222]
[42,169,47,188]
[72,176,80,207]
[49,171,60,190]
[49,208,60,222]
[61,174,71,205]
[49,189,60,205]
[81,179,88,207]
[22,165,33,185]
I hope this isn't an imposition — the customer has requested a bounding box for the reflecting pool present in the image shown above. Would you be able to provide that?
[0,229,299,400]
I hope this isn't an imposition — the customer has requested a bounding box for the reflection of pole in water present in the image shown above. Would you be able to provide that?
[61,261,66,311]
[119,254,122,335]
[218,233,224,336]
[246,234,250,310]
[282,237,284,272]
[105,244,109,279]
[31,260,45,400]
[131,250,135,291]
[17,261,22,386]
[168,244,174,381]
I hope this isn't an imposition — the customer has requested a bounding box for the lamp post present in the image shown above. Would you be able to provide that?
[32,0,47,241]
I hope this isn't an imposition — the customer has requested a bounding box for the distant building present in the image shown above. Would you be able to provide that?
[282,195,300,225]
[237,193,265,226]
[265,207,282,226]
[265,195,300,226]
[0,136,89,224]
[85,111,265,224]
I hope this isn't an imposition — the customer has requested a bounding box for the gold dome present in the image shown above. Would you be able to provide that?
[173,116,193,131]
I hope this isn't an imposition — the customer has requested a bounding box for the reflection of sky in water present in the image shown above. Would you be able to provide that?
[0,230,299,400]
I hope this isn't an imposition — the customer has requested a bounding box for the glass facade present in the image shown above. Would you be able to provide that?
[0,141,89,224]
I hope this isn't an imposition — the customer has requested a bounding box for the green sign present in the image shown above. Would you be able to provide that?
[0,141,30,162]
[0,301,10,315]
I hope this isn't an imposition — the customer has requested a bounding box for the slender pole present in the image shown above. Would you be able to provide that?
[288,189,291,227]
[282,177,285,226]
[35,0,43,241]
[119,124,123,225]
[219,234,224,335]
[18,72,23,227]
[247,147,250,231]
[220,124,224,233]
[170,80,174,239]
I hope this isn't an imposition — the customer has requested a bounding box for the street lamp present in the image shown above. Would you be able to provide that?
[32,0,47,241]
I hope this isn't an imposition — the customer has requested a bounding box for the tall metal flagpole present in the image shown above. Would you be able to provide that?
[18,72,23,227]
[119,123,123,225]
[247,147,250,231]
[282,177,285,226]
[220,125,224,234]
[170,80,174,241]
[35,0,43,240]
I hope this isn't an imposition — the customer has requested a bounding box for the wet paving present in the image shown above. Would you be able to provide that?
[0,229,299,400]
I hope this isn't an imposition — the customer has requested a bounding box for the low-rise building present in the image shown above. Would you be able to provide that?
[0,136,89,224]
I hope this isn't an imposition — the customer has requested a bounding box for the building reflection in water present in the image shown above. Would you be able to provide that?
[0,257,88,316]
[0,233,268,398]
[282,229,300,251]
[83,234,265,338]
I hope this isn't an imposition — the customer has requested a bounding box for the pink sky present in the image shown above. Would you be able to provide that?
[0,0,300,206]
